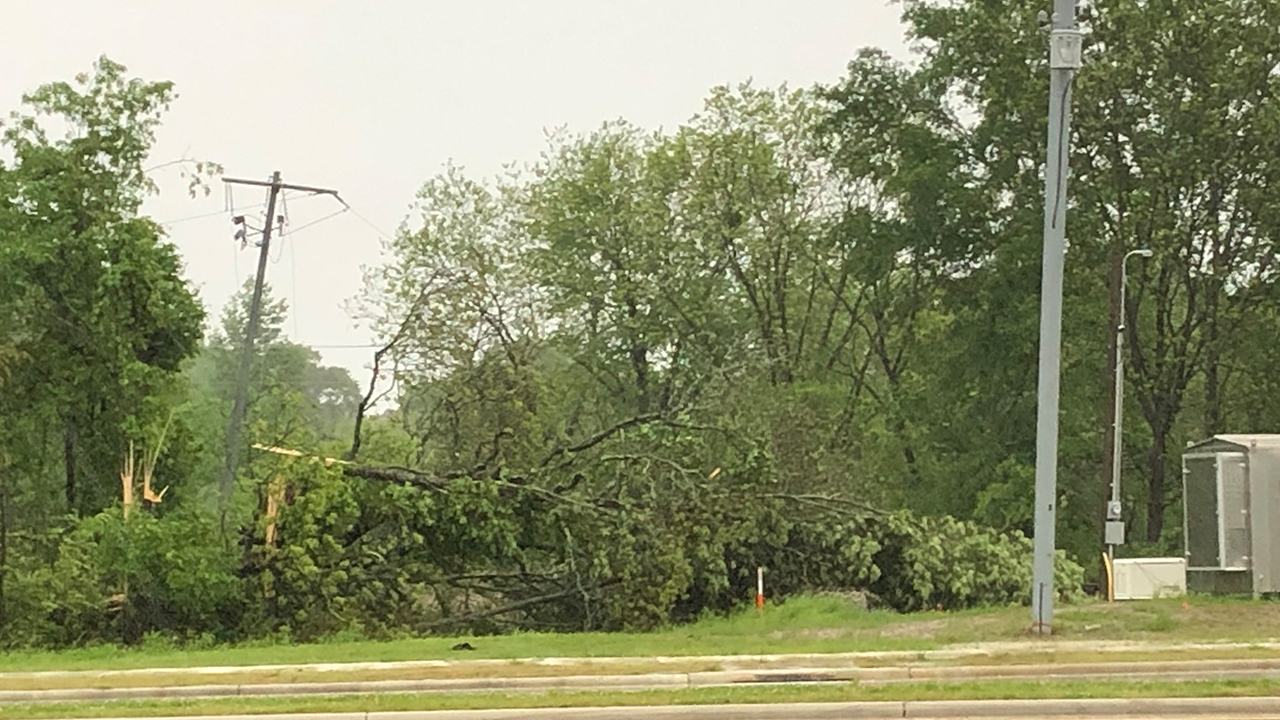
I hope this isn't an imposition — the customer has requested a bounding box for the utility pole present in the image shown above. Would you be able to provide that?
[218,172,342,514]
[1031,0,1082,635]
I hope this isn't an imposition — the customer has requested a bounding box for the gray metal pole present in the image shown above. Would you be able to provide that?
[1107,249,1151,571]
[1031,0,1082,635]
[1108,287,1124,567]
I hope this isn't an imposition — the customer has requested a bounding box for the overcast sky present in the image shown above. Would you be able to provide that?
[2,1,909,385]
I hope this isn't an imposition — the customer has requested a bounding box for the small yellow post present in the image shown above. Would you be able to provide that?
[1102,552,1115,602]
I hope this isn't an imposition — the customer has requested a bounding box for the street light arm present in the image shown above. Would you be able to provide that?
[1118,250,1153,333]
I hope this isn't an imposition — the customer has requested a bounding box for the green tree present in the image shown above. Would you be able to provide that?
[891,0,1280,553]
[189,280,362,469]
[0,57,204,517]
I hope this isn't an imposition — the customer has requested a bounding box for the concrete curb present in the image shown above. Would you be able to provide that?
[0,669,849,703]
[4,660,1280,703]
[32,696,1280,719]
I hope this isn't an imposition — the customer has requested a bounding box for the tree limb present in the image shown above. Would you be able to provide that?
[419,581,620,630]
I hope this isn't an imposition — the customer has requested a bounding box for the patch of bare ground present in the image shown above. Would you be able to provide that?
[767,627,857,642]
[877,618,948,639]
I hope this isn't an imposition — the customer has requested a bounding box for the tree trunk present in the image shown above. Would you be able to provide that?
[1203,318,1223,437]
[900,436,921,486]
[630,343,650,415]
[1146,423,1169,544]
[64,419,77,515]
[0,474,8,634]
[884,368,923,494]
[1204,361,1222,436]
[623,295,650,414]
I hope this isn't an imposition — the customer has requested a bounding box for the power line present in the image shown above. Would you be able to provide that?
[341,201,395,240]
[158,206,248,227]
[204,340,382,350]
[284,207,349,236]
[290,241,301,341]
[159,192,329,227]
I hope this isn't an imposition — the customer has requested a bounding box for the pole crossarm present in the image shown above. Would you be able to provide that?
[222,176,340,196]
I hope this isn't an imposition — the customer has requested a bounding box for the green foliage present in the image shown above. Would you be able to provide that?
[0,56,205,517]
[725,511,1082,616]
[208,460,1086,640]
[890,0,1280,551]
[205,279,362,446]
[171,280,363,511]
[1,509,240,649]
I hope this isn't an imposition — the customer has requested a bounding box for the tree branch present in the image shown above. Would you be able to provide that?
[419,581,620,630]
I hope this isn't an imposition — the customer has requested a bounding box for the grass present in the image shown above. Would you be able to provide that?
[944,645,1280,667]
[0,597,943,673]
[2,679,1278,718]
[1,595,1277,675]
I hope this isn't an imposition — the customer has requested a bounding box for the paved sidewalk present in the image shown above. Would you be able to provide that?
[4,658,1279,703]
[5,639,1279,682]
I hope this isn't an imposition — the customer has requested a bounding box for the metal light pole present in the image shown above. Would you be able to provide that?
[1031,0,1083,635]
[1106,248,1153,578]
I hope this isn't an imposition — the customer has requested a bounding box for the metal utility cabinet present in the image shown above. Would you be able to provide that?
[1182,435,1280,596]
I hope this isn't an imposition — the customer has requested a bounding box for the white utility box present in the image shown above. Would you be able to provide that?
[1113,557,1187,600]
[1183,435,1280,596]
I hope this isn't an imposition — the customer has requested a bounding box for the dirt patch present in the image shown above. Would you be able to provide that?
[878,619,946,639]
[767,627,857,641]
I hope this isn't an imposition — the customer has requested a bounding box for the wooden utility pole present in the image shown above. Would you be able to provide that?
[218,172,342,513]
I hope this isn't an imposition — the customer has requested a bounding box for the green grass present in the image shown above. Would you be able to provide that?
[2,679,1278,718]
[0,597,941,673]
[946,645,1280,667]
[2,595,1276,674]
